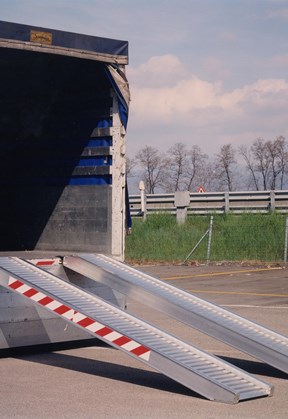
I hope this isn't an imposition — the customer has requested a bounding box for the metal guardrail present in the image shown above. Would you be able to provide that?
[129,190,288,217]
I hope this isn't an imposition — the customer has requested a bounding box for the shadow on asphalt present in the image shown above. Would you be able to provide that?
[14,350,287,400]
[14,350,205,400]
[220,356,288,380]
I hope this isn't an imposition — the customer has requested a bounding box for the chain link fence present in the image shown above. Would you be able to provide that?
[184,215,287,265]
[125,213,288,265]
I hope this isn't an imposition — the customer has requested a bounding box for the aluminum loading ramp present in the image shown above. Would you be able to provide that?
[0,257,272,403]
[63,254,288,375]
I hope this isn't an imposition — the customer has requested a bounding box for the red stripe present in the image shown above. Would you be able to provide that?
[131,346,150,357]
[38,296,54,306]
[96,326,113,337]
[54,305,71,315]
[113,336,131,347]
[8,278,149,359]
[36,261,54,266]
[77,317,95,328]
[23,288,38,298]
[9,280,24,290]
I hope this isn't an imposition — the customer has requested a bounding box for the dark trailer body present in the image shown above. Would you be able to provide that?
[0,20,129,258]
[0,21,130,349]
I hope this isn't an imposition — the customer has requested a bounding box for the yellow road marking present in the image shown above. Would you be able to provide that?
[185,290,288,298]
[162,267,281,281]
[223,305,288,309]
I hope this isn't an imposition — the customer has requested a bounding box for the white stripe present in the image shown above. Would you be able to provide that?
[139,351,151,361]
[104,331,123,342]
[71,312,86,323]
[46,300,62,310]
[86,322,104,333]
[30,292,47,302]
[121,340,140,351]
[62,309,76,319]
[16,284,31,294]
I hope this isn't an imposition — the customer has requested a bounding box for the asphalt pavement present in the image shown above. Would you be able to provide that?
[1,263,288,418]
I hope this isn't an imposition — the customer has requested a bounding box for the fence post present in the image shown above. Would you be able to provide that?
[224,192,230,213]
[284,217,288,269]
[182,229,210,265]
[270,190,275,212]
[139,181,147,220]
[206,216,213,265]
[174,191,190,224]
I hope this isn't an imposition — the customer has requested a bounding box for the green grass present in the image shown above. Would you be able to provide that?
[125,213,287,263]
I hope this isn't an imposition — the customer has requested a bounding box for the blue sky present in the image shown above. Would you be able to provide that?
[1,0,288,157]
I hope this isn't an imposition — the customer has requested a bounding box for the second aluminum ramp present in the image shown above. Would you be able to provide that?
[0,256,272,404]
[63,253,288,374]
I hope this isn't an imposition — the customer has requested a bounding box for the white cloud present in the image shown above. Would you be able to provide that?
[127,54,190,87]
[129,55,288,123]
[222,79,288,109]
[266,7,288,19]
[130,76,223,122]
[272,54,288,67]
[127,55,288,155]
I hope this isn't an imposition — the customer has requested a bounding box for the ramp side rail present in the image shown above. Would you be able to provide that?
[63,254,288,374]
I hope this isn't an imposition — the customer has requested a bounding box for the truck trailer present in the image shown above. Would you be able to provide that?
[0,20,130,348]
[1,21,288,404]
[0,20,130,258]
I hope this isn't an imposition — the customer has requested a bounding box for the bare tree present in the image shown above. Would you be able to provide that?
[126,156,136,177]
[249,137,288,190]
[266,136,288,189]
[132,137,288,194]
[135,146,165,193]
[239,137,288,190]
[214,144,236,191]
[274,136,288,189]
[250,138,271,190]
[238,144,259,190]
[185,145,208,191]
[199,161,218,192]
[163,142,188,192]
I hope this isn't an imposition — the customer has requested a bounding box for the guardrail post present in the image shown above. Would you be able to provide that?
[139,181,147,220]
[269,190,275,212]
[284,217,288,269]
[174,191,190,224]
[225,192,230,213]
[206,216,214,265]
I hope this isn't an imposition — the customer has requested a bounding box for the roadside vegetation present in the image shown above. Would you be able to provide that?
[125,213,286,264]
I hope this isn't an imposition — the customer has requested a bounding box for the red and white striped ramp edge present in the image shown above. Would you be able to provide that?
[8,276,151,361]
[31,259,60,267]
